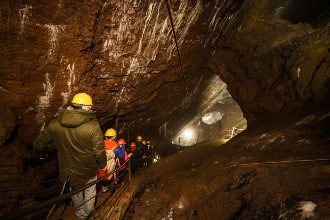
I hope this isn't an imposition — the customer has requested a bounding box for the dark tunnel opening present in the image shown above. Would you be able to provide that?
[273,0,330,27]
[157,73,247,147]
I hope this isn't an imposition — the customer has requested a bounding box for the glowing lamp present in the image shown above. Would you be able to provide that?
[182,128,194,140]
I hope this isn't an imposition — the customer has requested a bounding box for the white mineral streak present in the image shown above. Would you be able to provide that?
[133,0,142,8]
[136,3,154,56]
[45,24,65,58]
[37,73,54,123]
[206,0,241,47]
[176,1,203,45]
[222,13,237,36]
[297,67,301,78]
[103,0,204,71]
[109,59,133,112]
[126,3,155,80]
[102,39,111,53]
[19,5,32,34]
[114,78,128,112]
[145,4,169,64]
[297,201,317,219]
[0,86,9,92]
[166,0,203,59]
[147,3,163,62]
[100,1,204,106]
[206,2,221,47]
[61,63,75,106]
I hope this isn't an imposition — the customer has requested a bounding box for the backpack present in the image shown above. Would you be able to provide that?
[98,149,116,181]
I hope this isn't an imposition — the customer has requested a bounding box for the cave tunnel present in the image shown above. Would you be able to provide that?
[0,0,329,219]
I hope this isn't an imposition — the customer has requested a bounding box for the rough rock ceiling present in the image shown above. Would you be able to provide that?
[0,0,329,145]
[0,0,248,145]
[0,0,329,214]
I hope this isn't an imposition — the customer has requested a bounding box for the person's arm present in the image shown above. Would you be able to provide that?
[91,123,107,169]
[33,125,53,150]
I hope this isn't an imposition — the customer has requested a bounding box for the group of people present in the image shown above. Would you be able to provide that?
[98,128,128,193]
[33,92,156,219]
[98,128,155,191]
[128,135,155,174]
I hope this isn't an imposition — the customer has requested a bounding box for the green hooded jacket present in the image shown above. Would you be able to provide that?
[33,108,106,188]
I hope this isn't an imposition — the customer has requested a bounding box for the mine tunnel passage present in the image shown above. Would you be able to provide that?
[2,74,248,220]
[0,0,329,219]
[274,0,330,26]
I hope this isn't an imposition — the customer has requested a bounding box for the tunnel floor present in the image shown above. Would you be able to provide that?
[48,170,136,220]
[45,113,330,220]
[124,114,330,219]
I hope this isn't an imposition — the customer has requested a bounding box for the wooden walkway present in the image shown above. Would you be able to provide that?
[49,171,140,220]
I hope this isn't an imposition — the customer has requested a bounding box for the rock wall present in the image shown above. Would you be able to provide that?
[0,0,233,146]
[0,0,247,212]
[208,1,330,124]
[0,0,329,214]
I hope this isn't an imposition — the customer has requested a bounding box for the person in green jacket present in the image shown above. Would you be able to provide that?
[33,92,107,219]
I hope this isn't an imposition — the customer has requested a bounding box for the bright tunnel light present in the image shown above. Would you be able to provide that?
[182,128,194,140]
[172,127,197,146]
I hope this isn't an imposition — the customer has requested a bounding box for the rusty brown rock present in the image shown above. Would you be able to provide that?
[0,104,16,147]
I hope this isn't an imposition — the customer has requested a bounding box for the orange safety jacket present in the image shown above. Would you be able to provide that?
[105,140,118,150]
[98,140,118,180]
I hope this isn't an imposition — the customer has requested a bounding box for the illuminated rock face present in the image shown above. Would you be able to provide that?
[0,0,225,145]
[0,0,328,145]
[0,0,329,213]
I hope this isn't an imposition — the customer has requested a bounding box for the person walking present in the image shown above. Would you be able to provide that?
[136,136,147,167]
[115,138,128,174]
[33,92,107,220]
[128,141,139,175]
[100,128,119,192]
[141,140,148,166]
[146,140,152,166]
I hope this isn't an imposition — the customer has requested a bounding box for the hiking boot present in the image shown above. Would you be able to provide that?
[101,186,107,193]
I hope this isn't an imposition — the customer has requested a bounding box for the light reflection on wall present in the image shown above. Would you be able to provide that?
[170,74,247,147]
[173,126,197,146]
[202,111,223,124]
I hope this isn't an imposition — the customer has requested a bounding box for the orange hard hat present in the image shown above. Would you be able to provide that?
[130,142,137,151]
[118,138,126,145]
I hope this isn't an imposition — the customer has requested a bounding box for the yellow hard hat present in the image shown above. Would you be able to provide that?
[142,140,146,145]
[105,128,116,137]
[71,93,93,106]
[136,136,142,141]
[146,140,151,144]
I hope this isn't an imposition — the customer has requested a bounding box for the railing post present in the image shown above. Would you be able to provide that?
[128,156,131,182]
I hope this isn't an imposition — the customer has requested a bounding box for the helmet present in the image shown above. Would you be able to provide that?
[142,140,146,145]
[71,93,93,106]
[130,141,137,151]
[136,136,142,141]
[105,128,116,137]
[118,138,126,145]
[146,140,151,144]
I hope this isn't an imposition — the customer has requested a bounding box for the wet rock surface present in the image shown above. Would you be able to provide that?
[0,0,329,217]
[124,114,330,219]
[0,0,328,145]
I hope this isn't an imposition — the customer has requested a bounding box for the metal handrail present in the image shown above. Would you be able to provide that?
[0,158,130,220]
